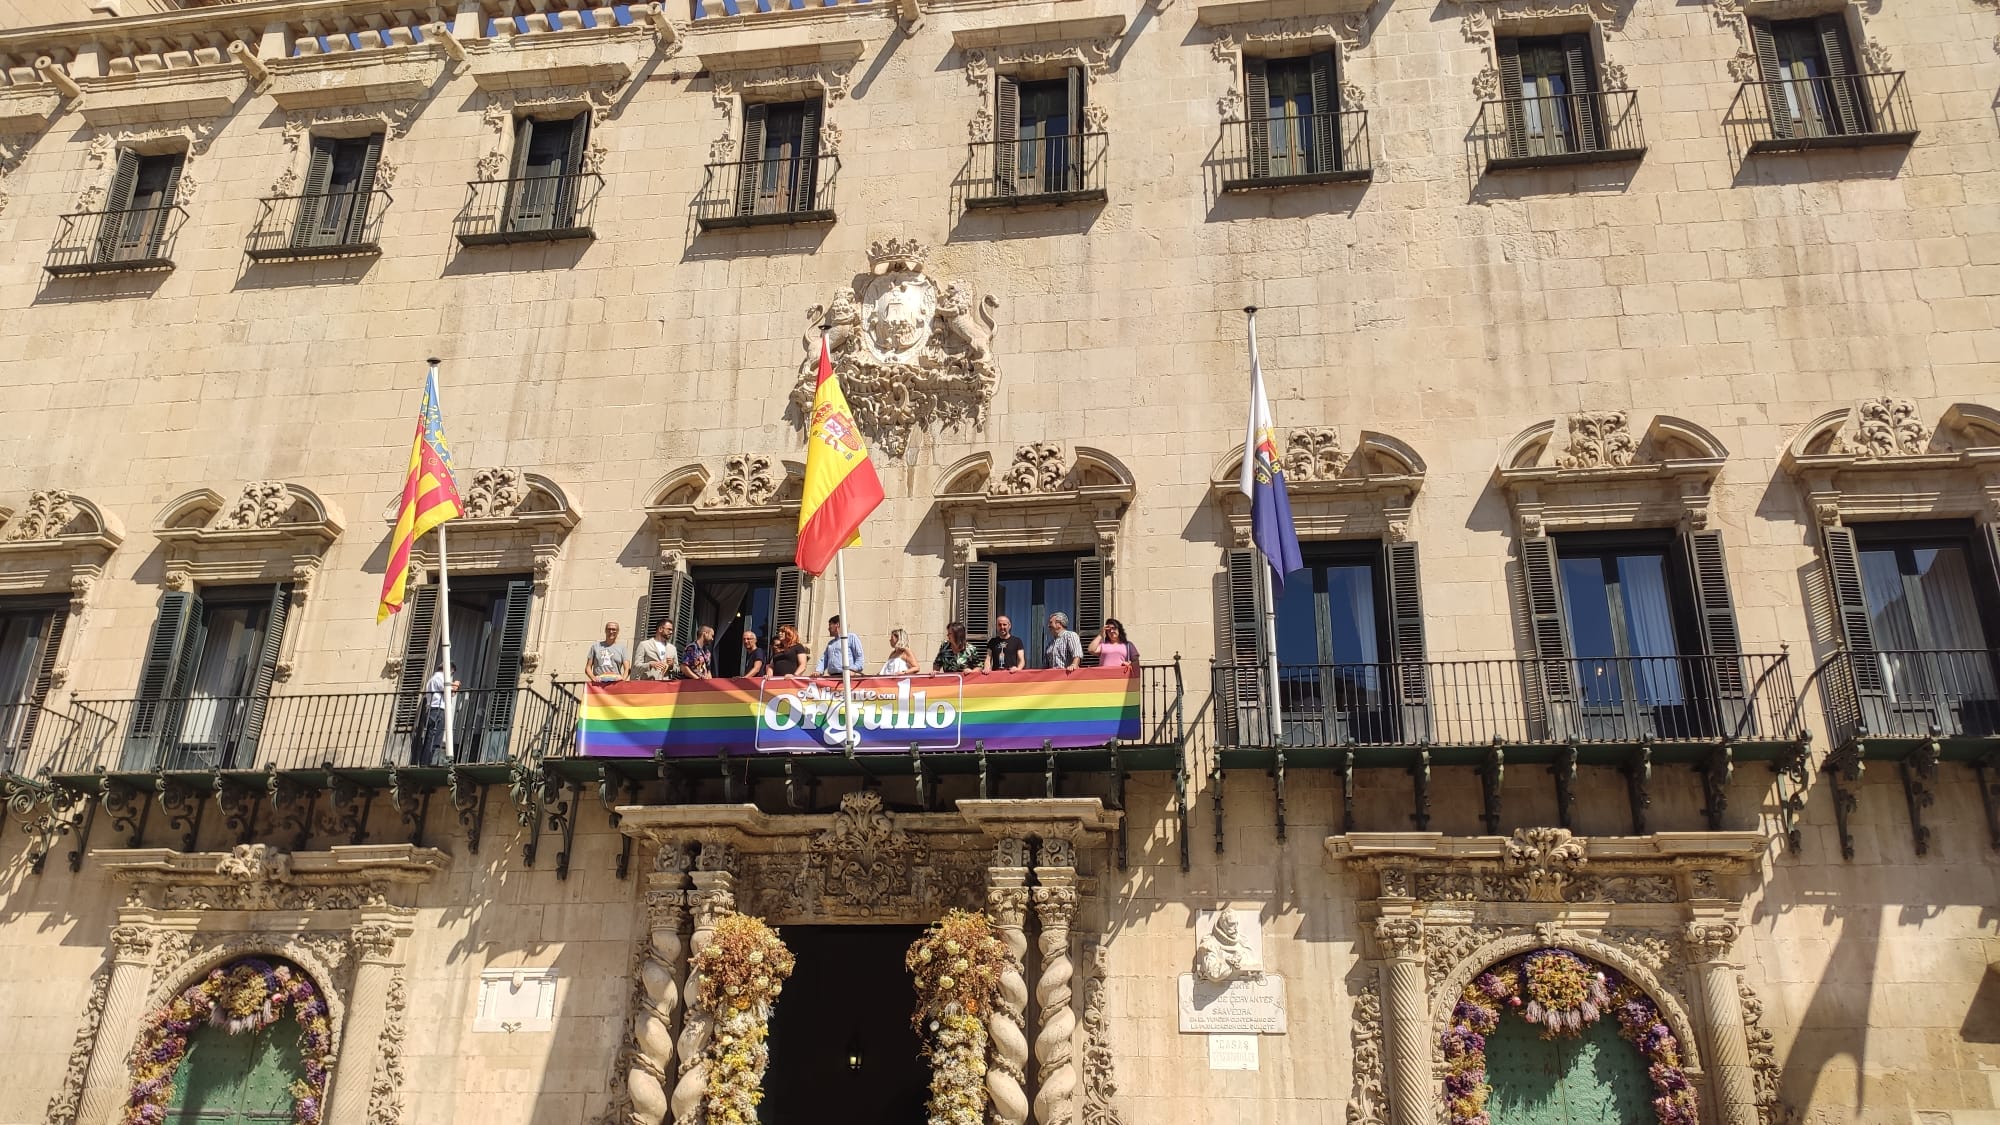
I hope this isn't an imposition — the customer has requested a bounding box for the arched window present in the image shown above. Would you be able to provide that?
[1484,1011,1655,1123]
[125,957,334,1125]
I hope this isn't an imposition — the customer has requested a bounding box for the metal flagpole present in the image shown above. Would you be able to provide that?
[835,547,857,759]
[1245,308,1285,746]
[429,357,458,766]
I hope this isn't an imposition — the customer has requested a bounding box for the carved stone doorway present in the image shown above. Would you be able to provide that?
[762,924,929,1125]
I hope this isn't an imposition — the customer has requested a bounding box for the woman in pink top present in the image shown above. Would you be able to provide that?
[1088,619,1138,668]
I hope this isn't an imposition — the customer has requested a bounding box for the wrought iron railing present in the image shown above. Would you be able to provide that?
[964,131,1109,206]
[30,686,570,775]
[1212,653,1799,748]
[45,205,189,275]
[1470,89,1645,170]
[694,153,840,229]
[1726,71,1915,152]
[1821,648,2000,747]
[0,701,103,779]
[1217,110,1371,189]
[454,173,603,245]
[246,188,391,259]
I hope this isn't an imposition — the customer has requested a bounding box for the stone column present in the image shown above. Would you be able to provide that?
[80,922,165,1125]
[325,917,405,1125]
[1031,837,1080,1125]
[1685,921,1757,1125]
[629,847,690,1125]
[671,846,736,1125]
[1374,915,1435,1125]
[985,838,1033,1125]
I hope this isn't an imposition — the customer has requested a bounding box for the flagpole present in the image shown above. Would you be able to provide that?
[1245,308,1284,746]
[821,323,860,759]
[429,357,458,766]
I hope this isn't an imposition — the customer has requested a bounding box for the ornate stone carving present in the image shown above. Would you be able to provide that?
[795,240,1000,458]
[1033,879,1081,1125]
[1283,428,1349,482]
[1346,981,1387,1125]
[1683,920,1741,962]
[1555,411,1637,470]
[815,789,924,907]
[733,793,985,922]
[1209,20,1370,121]
[1830,397,1931,458]
[1037,834,1077,870]
[1373,916,1424,959]
[367,970,409,1125]
[1502,827,1586,902]
[1194,910,1263,982]
[1738,978,1798,1125]
[986,860,1032,1125]
[1422,924,1509,993]
[477,87,616,181]
[1080,940,1121,1125]
[270,102,420,196]
[45,965,109,1125]
[210,482,295,531]
[4,488,78,541]
[462,467,527,518]
[75,121,221,211]
[699,454,781,508]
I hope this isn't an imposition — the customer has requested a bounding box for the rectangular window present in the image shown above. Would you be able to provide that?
[1271,543,1395,744]
[993,70,1084,197]
[125,585,288,771]
[0,598,65,769]
[735,99,824,217]
[994,554,1078,668]
[98,150,185,263]
[1497,35,1600,157]
[686,565,803,678]
[1851,526,2000,724]
[294,134,384,248]
[1245,52,1339,178]
[1549,535,1707,739]
[506,113,590,233]
[1750,15,1869,138]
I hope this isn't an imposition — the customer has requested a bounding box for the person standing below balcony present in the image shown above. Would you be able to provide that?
[633,621,679,681]
[769,624,811,677]
[1088,618,1138,669]
[1045,612,1083,671]
[933,621,980,674]
[815,614,865,676]
[421,663,458,766]
[741,630,769,678]
[987,615,1027,673]
[585,621,630,684]
[681,625,715,679]
[880,628,917,675]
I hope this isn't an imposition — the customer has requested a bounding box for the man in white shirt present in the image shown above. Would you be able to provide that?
[814,615,865,676]
[633,620,679,681]
[421,663,457,765]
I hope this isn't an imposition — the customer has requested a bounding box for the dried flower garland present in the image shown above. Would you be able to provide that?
[123,958,333,1125]
[692,913,795,1125]
[1443,948,1697,1125]
[907,910,1009,1125]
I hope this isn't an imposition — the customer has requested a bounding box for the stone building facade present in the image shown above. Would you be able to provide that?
[0,0,1997,1119]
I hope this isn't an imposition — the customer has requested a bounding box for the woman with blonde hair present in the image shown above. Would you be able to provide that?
[880,628,917,675]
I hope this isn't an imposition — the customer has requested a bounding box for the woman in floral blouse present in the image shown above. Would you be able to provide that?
[932,620,981,673]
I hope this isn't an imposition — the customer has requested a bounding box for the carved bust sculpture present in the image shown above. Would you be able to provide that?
[1194,910,1262,982]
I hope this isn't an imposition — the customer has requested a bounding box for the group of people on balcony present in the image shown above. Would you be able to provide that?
[581,614,1138,684]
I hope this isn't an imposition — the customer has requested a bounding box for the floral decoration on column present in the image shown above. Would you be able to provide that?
[1443,949,1696,1125]
[690,914,794,1125]
[907,909,1009,1125]
[123,958,334,1125]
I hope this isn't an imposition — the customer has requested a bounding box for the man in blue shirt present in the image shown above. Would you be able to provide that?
[814,614,865,676]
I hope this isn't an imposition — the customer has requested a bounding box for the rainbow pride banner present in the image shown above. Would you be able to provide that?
[577,667,1142,757]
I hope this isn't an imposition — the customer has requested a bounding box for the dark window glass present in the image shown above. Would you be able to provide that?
[993,554,1079,666]
[691,568,779,678]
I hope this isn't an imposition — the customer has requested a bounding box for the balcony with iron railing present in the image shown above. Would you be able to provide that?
[245,188,391,260]
[962,131,1109,208]
[1469,90,1646,172]
[454,172,603,245]
[1725,72,1917,154]
[694,153,840,230]
[1216,111,1372,191]
[45,205,190,275]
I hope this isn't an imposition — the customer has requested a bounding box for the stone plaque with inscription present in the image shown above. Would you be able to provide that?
[1177,973,1288,1033]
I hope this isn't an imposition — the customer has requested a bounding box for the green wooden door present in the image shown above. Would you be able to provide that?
[1485,1016,1654,1125]
[166,1022,304,1124]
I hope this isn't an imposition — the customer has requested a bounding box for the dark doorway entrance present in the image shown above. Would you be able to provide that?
[762,925,929,1125]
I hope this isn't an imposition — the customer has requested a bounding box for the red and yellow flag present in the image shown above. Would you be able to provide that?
[378,369,463,621]
[795,336,885,576]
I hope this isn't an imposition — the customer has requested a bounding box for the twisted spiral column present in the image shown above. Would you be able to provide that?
[1031,866,1079,1125]
[80,922,167,1125]
[1685,921,1757,1125]
[325,918,406,1125]
[628,848,690,1125]
[1374,915,1435,1125]
[670,858,735,1125]
[985,840,1033,1125]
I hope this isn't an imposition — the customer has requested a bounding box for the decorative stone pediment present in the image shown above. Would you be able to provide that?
[76,63,247,129]
[268,101,420,197]
[153,481,342,594]
[645,457,804,566]
[702,39,863,162]
[1781,401,2000,526]
[1326,827,1763,904]
[0,76,64,134]
[393,469,577,610]
[794,239,1000,459]
[475,85,616,180]
[99,843,449,912]
[1201,7,1371,120]
[0,489,120,611]
[266,42,444,110]
[1209,428,1425,543]
[74,120,223,211]
[936,445,1134,564]
[1498,413,1727,533]
[460,21,652,93]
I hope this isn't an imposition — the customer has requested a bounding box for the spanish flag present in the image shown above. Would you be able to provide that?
[378,368,464,621]
[796,336,885,576]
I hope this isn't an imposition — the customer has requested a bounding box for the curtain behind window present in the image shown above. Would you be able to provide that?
[1616,554,1682,704]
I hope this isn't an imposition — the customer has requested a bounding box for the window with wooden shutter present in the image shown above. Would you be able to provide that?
[735,103,768,215]
[138,155,184,260]
[292,137,337,248]
[342,133,385,245]
[1073,556,1106,667]
[553,112,591,229]
[1063,66,1085,191]
[1495,38,1529,159]
[960,561,997,653]
[1222,546,1267,743]
[772,566,804,636]
[1682,528,1748,734]
[1821,525,1881,691]
[1518,535,1574,739]
[1747,18,1793,139]
[391,583,441,734]
[1242,58,1272,179]
[1561,33,1599,152]
[1308,51,1338,174]
[235,584,292,763]
[1384,540,1430,740]
[126,591,197,769]
[794,98,822,211]
[480,579,535,761]
[1814,14,1865,134]
[642,569,678,639]
[0,602,67,771]
[993,77,1020,196]
[97,149,141,261]
[508,115,575,231]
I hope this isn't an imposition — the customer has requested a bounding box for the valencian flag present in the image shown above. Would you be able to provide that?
[796,335,885,576]
[378,369,464,621]
[1238,315,1303,591]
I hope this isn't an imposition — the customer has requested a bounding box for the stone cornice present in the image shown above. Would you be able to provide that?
[1324,830,1765,868]
[97,843,448,911]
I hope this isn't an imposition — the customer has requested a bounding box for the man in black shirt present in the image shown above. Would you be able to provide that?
[987,614,1027,672]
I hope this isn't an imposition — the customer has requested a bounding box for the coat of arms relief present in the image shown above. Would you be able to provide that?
[793,238,1000,458]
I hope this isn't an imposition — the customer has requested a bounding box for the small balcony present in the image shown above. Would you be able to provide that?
[963,131,1107,208]
[45,205,188,275]
[1725,72,1918,154]
[694,153,840,230]
[1217,111,1372,191]
[454,172,603,246]
[1470,89,1646,172]
[245,188,391,260]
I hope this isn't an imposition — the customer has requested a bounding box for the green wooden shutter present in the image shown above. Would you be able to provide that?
[1074,555,1106,668]
[673,570,696,648]
[236,584,291,762]
[128,591,195,768]
[391,583,440,733]
[1822,525,1882,695]
[773,566,803,636]
[1243,58,1271,179]
[1561,33,1599,151]
[146,156,184,259]
[1520,535,1574,738]
[13,607,70,764]
[503,116,534,230]
[1223,546,1266,742]
[343,132,384,245]
[1816,14,1864,134]
[960,560,997,652]
[1308,51,1339,173]
[1063,67,1085,190]
[1384,540,1430,741]
[1496,39,1528,158]
[97,149,140,261]
[554,112,590,228]
[1749,19,1793,139]
[293,137,336,247]
[1980,523,2000,606]
[642,568,674,638]
[1683,528,1748,734]
[794,98,822,211]
[486,579,535,746]
[735,104,767,215]
[993,76,1020,196]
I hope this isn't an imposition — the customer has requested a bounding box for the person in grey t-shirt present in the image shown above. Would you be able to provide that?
[1045,612,1082,671]
[585,622,630,684]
